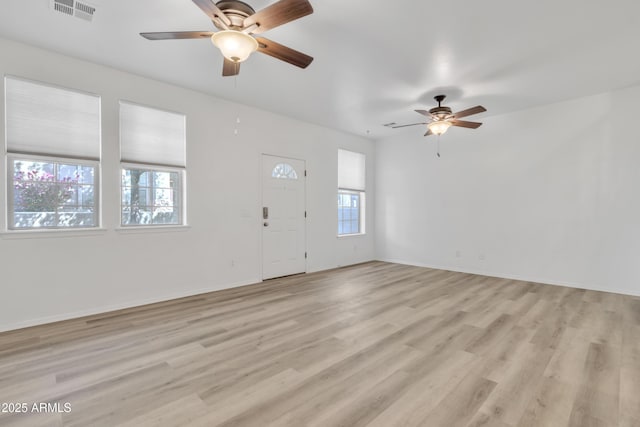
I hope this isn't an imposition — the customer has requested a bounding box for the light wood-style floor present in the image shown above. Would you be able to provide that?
[1,261,639,427]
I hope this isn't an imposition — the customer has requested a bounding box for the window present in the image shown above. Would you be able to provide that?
[338,190,362,235]
[337,149,365,236]
[10,158,97,229]
[272,163,298,180]
[119,101,186,226]
[121,167,181,225]
[5,77,100,230]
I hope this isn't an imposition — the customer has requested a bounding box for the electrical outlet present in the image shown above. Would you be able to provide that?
[479,253,485,261]
[456,250,461,258]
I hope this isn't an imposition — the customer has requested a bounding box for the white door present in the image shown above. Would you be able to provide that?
[262,155,306,280]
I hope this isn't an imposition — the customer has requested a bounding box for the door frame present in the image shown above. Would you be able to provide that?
[260,153,307,281]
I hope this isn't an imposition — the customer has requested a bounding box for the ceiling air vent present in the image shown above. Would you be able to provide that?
[52,0,73,16]
[51,0,96,22]
[74,1,96,21]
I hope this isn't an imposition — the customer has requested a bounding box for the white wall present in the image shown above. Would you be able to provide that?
[0,38,375,332]
[376,85,640,296]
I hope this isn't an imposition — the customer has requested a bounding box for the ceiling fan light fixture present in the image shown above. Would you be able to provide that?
[211,30,258,63]
[428,120,452,135]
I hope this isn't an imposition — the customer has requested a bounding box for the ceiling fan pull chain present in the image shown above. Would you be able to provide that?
[437,136,441,158]
[234,75,240,135]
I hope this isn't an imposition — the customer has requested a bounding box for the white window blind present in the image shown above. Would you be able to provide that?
[119,101,186,167]
[5,77,101,159]
[338,149,365,191]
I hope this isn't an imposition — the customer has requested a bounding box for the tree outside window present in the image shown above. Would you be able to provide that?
[121,168,180,226]
[11,159,96,228]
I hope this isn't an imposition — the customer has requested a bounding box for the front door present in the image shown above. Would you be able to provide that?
[261,155,306,280]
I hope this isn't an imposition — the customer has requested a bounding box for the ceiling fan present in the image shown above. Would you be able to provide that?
[390,95,486,136]
[140,0,314,76]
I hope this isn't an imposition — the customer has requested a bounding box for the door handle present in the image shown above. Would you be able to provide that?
[263,207,269,219]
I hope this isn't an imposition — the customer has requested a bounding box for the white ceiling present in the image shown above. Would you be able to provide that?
[1,0,640,138]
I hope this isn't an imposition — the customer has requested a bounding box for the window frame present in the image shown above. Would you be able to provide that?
[337,188,365,237]
[4,76,102,233]
[6,153,100,231]
[119,162,186,228]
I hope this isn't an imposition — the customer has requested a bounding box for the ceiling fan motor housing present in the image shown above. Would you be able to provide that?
[214,0,255,29]
[429,106,452,119]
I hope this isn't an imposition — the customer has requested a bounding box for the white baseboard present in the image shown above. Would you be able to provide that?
[0,277,261,333]
[379,258,640,298]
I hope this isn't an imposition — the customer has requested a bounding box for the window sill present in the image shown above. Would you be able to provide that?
[337,233,366,238]
[115,225,191,234]
[1,228,108,239]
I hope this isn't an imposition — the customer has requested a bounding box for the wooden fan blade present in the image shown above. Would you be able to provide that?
[452,105,486,119]
[222,58,240,76]
[255,37,313,68]
[390,122,427,129]
[192,0,231,26]
[244,0,313,34]
[424,129,434,136]
[140,31,214,40]
[415,109,432,117]
[450,120,482,129]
